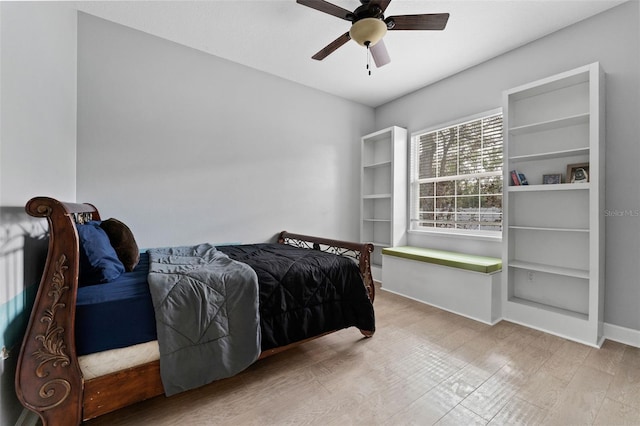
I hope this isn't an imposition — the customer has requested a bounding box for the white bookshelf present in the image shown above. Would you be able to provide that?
[502,62,605,347]
[360,126,407,280]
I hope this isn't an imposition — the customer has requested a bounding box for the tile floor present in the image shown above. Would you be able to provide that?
[85,287,640,425]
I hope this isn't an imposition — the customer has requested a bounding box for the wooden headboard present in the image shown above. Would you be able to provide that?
[16,197,100,425]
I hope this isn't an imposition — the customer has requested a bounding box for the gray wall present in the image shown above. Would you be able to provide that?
[0,2,77,206]
[0,3,77,425]
[1,3,638,424]
[77,13,375,248]
[375,1,640,332]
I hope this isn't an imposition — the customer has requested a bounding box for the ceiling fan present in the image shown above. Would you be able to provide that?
[296,0,449,69]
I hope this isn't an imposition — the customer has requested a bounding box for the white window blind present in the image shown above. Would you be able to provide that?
[410,112,503,234]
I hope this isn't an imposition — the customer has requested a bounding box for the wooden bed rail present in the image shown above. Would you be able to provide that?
[16,197,98,426]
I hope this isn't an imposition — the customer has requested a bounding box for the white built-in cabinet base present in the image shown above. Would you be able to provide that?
[382,255,502,325]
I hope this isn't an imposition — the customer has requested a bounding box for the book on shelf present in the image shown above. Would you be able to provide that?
[518,173,528,185]
[510,170,519,186]
[510,170,528,186]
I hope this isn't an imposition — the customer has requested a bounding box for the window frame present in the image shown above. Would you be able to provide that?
[409,108,504,239]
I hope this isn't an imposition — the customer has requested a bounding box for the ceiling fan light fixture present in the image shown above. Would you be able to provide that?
[349,18,387,47]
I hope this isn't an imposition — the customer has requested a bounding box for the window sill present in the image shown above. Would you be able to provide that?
[408,228,503,243]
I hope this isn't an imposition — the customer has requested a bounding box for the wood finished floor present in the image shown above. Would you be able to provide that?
[85,287,640,425]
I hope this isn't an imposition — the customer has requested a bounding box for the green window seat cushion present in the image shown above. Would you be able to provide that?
[382,246,502,274]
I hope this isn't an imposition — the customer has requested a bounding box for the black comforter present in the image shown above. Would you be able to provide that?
[218,243,375,350]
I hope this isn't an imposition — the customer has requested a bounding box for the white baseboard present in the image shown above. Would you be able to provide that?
[604,322,640,348]
[16,409,39,426]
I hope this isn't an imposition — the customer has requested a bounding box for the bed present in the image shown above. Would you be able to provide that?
[15,197,376,426]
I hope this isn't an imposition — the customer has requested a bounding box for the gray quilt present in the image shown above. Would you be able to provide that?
[146,244,261,396]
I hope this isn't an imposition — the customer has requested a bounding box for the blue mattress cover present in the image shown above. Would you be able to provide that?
[75,252,156,356]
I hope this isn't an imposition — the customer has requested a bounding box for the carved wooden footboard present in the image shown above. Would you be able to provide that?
[15,197,375,425]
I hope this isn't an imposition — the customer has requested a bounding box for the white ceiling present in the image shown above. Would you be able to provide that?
[74,0,626,107]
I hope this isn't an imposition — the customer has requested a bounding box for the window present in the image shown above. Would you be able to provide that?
[410,111,503,235]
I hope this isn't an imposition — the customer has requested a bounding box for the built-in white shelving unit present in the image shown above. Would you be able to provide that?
[360,126,407,281]
[502,62,605,347]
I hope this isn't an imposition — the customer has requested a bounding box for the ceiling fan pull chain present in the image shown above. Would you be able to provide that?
[366,41,372,76]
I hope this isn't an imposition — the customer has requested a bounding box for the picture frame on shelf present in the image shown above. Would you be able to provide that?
[542,173,562,185]
[567,162,590,183]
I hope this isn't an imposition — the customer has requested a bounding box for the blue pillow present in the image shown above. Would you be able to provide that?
[77,221,125,285]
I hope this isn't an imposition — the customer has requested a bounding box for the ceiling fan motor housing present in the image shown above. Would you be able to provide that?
[354,3,384,19]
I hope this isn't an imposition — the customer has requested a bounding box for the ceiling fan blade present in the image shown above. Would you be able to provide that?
[296,0,354,21]
[370,39,391,68]
[386,13,450,31]
[312,32,351,61]
[370,0,392,13]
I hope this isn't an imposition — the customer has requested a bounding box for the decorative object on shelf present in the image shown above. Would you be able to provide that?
[567,162,589,183]
[542,173,562,184]
[510,170,528,185]
[518,172,528,185]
